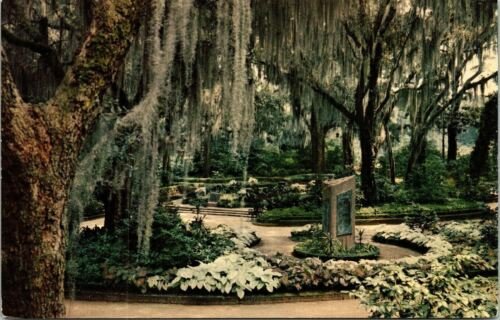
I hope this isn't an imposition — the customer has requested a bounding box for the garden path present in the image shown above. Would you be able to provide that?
[73,214,421,318]
[64,298,370,318]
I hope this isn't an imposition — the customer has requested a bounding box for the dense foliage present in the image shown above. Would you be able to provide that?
[68,208,254,289]
[148,250,281,299]
[256,200,486,223]
[294,239,380,261]
[352,260,497,318]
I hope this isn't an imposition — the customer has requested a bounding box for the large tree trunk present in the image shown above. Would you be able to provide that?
[359,126,377,205]
[310,109,327,174]
[342,121,355,173]
[1,0,142,317]
[470,95,498,181]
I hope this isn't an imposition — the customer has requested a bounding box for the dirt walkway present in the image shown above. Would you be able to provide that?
[64,299,370,318]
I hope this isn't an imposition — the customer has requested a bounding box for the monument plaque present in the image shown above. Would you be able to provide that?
[323,175,356,248]
[336,190,352,236]
[321,199,331,233]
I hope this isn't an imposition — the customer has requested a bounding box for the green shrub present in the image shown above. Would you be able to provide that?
[352,260,497,318]
[245,182,305,210]
[147,253,281,299]
[439,221,482,244]
[406,154,451,203]
[480,222,498,248]
[449,153,497,201]
[290,224,322,241]
[258,199,486,223]
[268,254,365,291]
[293,237,380,261]
[404,205,439,233]
[216,194,242,208]
[256,206,323,223]
[70,207,235,288]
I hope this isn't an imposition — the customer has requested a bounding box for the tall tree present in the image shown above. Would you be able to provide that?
[1,0,143,317]
[403,0,497,178]
[470,95,498,181]
[254,0,419,204]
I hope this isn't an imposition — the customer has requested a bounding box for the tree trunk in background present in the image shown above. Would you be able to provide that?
[103,184,118,231]
[447,105,459,162]
[342,121,354,173]
[406,130,428,184]
[384,124,396,184]
[310,109,326,174]
[359,126,377,205]
[470,96,497,181]
[202,134,212,177]
[406,126,427,180]
[447,122,458,162]
[161,149,172,186]
[1,0,142,317]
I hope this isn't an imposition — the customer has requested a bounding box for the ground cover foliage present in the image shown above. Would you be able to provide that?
[291,225,380,261]
[145,219,498,318]
[70,208,498,318]
[67,207,259,291]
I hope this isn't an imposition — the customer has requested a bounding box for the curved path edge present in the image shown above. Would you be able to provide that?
[68,289,351,305]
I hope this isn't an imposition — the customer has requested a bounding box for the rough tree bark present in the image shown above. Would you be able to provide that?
[1,0,143,317]
[470,95,497,181]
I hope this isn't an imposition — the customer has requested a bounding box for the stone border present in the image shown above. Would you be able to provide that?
[253,209,489,226]
[68,289,351,305]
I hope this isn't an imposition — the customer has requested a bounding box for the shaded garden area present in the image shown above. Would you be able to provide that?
[1,0,498,318]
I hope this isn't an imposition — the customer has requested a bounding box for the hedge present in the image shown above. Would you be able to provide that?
[256,199,487,223]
